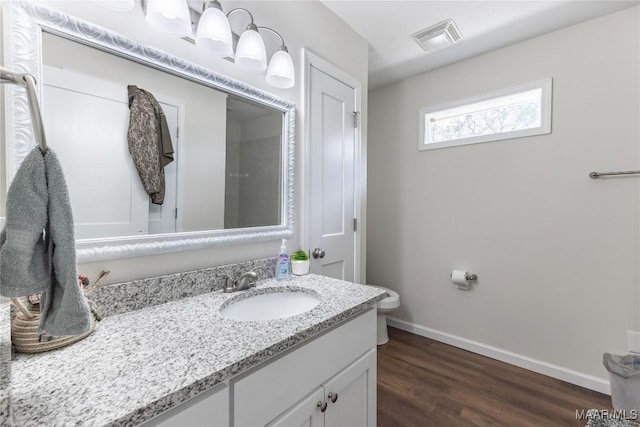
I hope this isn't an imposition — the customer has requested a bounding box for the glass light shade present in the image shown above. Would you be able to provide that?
[96,0,134,11]
[195,6,233,56]
[145,0,192,37]
[266,49,295,89]
[235,28,267,73]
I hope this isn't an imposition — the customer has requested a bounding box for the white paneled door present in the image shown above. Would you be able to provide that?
[42,65,179,239]
[308,64,357,281]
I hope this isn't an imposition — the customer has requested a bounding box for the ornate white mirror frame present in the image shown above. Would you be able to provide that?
[2,1,295,262]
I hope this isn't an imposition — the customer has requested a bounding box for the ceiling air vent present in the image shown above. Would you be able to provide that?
[411,19,462,53]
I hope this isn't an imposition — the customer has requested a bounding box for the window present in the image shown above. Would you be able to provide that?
[418,78,552,151]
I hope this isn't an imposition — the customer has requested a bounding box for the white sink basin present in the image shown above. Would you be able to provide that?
[220,288,321,321]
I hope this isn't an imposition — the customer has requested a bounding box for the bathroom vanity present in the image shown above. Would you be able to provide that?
[147,308,376,427]
[9,274,385,426]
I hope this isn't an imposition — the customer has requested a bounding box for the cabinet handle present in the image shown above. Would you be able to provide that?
[328,392,338,403]
[317,401,328,412]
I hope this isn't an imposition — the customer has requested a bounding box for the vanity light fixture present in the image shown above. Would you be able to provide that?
[412,19,462,53]
[200,4,295,88]
[126,0,296,89]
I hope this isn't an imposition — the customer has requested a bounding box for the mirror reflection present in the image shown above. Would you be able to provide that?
[42,33,283,240]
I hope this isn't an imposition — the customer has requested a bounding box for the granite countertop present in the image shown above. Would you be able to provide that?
[10,274,386,426]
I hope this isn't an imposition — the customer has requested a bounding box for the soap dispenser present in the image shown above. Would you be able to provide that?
[276,239,291,281]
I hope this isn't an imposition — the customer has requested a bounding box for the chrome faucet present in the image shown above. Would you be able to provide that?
[219,271,258,293]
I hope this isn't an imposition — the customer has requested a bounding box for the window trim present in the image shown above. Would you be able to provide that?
[418,78,552,151]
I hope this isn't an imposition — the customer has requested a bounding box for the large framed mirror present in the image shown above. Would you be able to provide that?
[3,2,295,262]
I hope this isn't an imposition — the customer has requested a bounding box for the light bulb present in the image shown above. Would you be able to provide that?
[145,0,192,37]
[266,48,295,89]
[195,5,233,56]
[235,26,267,73]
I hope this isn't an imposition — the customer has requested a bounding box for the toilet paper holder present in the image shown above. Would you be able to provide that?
[450,270,478,291]
[450,272,477,281]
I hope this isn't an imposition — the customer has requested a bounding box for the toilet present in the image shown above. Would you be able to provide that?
[370,285,400,345]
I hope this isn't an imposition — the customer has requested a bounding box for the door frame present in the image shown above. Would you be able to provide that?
[150,93,185,234]
[301,49,365,283]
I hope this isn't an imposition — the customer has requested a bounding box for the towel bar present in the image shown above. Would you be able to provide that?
[0,66,48,153]
[589,170,640,179]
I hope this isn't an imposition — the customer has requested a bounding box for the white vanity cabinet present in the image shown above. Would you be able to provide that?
[232,309,377,427]
[140,308,376,427]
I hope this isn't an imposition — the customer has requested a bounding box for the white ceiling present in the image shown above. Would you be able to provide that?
[320,1,640,90]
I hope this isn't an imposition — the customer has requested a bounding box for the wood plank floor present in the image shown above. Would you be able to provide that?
[377,327,613,427]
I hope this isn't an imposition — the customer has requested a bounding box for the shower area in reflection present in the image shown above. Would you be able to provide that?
[224,97,282,229]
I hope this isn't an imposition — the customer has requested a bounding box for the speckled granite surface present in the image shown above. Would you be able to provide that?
[0,303,11,426]
[11,274,385,426]
[91,257,277,318]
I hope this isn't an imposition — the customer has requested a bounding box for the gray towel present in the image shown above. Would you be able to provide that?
[0,148,49,296]
[0,147,91,336]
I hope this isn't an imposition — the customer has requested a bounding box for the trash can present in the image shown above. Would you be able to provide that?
[603,353,640,412]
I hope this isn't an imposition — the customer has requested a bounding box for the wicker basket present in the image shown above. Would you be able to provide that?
[10,297,97,354]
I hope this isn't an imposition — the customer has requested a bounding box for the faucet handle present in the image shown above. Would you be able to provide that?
[217,274,236,292]
[239,271,258,287]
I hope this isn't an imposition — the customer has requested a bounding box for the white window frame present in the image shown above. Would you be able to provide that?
[418,78,552,151]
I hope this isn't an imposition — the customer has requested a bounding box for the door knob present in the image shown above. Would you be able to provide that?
[312,248,326,259]
[328,392,338,403]
[317,401,328,412]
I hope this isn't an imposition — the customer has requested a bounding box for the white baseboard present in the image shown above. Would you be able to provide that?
[387,316,611,395]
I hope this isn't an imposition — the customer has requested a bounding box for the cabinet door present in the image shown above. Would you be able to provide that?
[233,310,376,427]
[323,349,376,427]
[141,383,229,427]
[267,387,325,427]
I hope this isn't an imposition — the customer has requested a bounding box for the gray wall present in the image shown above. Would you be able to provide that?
[367,7,639,390]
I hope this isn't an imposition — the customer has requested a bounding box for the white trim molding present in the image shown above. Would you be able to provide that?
[387,317,611,395]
